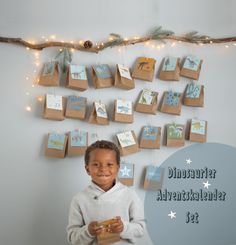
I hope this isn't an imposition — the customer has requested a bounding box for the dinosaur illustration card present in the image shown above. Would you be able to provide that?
[70,130,87,147]
[116,99,132,115]
[92,64,114,89]
[185,83,201,98]
[46,94,63,111]
[158,56,180,81]
[117,131,136,147]
[140,126,161,149]
[67,96,86,111]
[117,64,132,80]
[93,64,112,79]
[183,83,204,107]
[95,102,108,118]
[183,55,201,71]
[162,57,178,71]
[166,124,185,147]
[142,126,159,141]
[70,65,87,80]
[189,119,207,143]
[45,133,67,158]
[138,89,157,105]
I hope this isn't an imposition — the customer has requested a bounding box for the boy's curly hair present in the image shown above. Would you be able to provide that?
[84,140,120,165]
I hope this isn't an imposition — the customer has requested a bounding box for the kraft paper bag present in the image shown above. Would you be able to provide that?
[114,99,133,123]
[38,61,59,86]
[135,89,158,115]
[66,64,88,91]
[65,95,87,120]
[189,119,207,143]
[158,56,180,81]
[67,129,88,156]
[166,123,185,147]
[45,133,68,158]
[43,94,65,121]
[114,64,135,90]
[143,165,165,190]
[183,82,204,107]
[92,64,114,88]
[160,91,182,115]
[180,55,203,80]
[132,57,156,81]
[88,101,109,125]
[139,126,161,149]
[118,163,134,186]
[116,130,140,156]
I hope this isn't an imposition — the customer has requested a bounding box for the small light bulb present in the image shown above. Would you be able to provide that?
[50,35,56,40]
[118,48,121,53]
[79,40,83,45]
[26,47,30,50]
[26,92,30,96]
[26,76,29,80]
[32,84,35,88]
[46,39,49,42]
[25,106,32,112]
[171,42,176,47]
[37,96,43,102]
[225,45,229,48]
[124,38,129,41]
[233,43,236,46]
[70,41,74,44]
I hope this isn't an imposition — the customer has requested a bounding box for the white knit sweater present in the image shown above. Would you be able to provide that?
[67,180,146,245]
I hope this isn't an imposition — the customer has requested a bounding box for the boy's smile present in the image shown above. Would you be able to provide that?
[85,149,120,191]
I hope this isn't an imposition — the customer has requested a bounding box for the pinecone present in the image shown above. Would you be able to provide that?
[83,40,93,49]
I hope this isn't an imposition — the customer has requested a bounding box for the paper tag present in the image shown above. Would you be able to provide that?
[191,119,206,135]
[118,64,132,80]
[67,96,86,111]
[70,130,87,147]
[116,99,132,115]
[138,89,156,105]
[183,55,201,71]
[93,64,112,79]
[42,62,55,76]
[146,166,164,181]
[142,126,158,141]
[70,65,87,80]
[117,131,136,147]
[167,124,184,139]
[46,94,63,110]
[162,57,177,71]
[164,91,181,106]
[48,133,65,150]
[137,57,155,71]
[95,102,108,118]
[118,163,134,179]
[186,83,201,98]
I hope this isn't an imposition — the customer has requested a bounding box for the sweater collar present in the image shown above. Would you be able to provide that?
[90,179,121,194]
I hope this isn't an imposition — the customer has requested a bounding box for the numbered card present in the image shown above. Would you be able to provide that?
[164,91,181,106]
[137,57,155,71]
[183,55,201,71]
[142,126,158,141]
[162,57,177,71]
[191,119,206,135]
[67,96,86,111]
[117,131,136,147]
[42,62,56,76]
[70,65,87,80]
[46,94,63,110]
[118,163,134,179]
[116,99,132,115]
[118,64,132,80]
[186,83,201,98]
[146,165,164,182]
[138,89,157,105]
[48,133,65,150]
[70,130,87,147]
[93,64,112,79]
[95,102,108,118]
[167,124,184,139]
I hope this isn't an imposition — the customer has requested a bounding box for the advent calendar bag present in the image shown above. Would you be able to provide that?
[114,64,135,90]
[160,91,182,115]
[116,130,140,156]
[180,55,203,80]
[43,94,65,121]
[118,162,134,186]
[92,64,114,88]
[67,129,88,156]
[135,89,158,115]
[143,165,165,190]
[88,101,109,125]
[65,95,87,120]
[45,133,68,158]
[189,119,207,143]
[139,126,161,149]
[66,64,88,91]
[38,61,59,86]
[158,56,180,81]
[132,57,156,81]
[183,82,204,107]
[166,123,185,147]
[114,99,133,123]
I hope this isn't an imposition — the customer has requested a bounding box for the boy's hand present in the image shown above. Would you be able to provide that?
[88,221,103,236]
[109,216,124,233]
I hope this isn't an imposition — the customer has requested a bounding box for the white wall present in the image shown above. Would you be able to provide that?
[0,0,235,245]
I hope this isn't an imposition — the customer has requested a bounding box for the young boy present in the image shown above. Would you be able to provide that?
[67,140,146,244]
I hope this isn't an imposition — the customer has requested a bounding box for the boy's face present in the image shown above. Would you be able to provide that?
[85,149,120,191]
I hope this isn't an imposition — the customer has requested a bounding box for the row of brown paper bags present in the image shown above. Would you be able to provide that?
[45,120,207,159]
[37,55,203,90]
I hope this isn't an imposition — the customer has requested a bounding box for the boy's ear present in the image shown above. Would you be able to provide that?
[85,164,90,175]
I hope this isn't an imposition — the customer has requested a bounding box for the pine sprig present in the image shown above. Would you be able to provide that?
[185,31,210,43]
[149,26,174,42]
[102,33,123,49]
[55,48,72,72]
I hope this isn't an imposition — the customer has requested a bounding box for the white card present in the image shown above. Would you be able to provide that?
[116,99,132,115]
[118,64,132,80]
[117,131,136,147]
[46,94,63,110]
[138,89,156,105]
[95,102,108,118]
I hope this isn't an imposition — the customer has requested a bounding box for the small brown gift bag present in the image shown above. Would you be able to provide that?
[43,94,65,121]
[114,99,133,123]
[116,130,140,156]
[118,162,134,186]
[132,57,156,81]
[66,64,88,91]
[65,95,87,120]
[38,61,59,86]
[189,119,207,143]
[45,133,68,158]
[166,123,185,147]
[158,56,180,81]
[139,126,161,149]
[160,91,182,115]
[180,55,203,80]
[97,219,121,245]
[88,101,109,125]
[143,165,165,190]
[67,129,88,156]
[114,64,135,90]
[135,89,158,115]
[92,64,114,88]
[183,83,204,107]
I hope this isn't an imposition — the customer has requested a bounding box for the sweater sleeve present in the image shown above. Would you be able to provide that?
[120,191,146,243]
[67,196,95,245]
